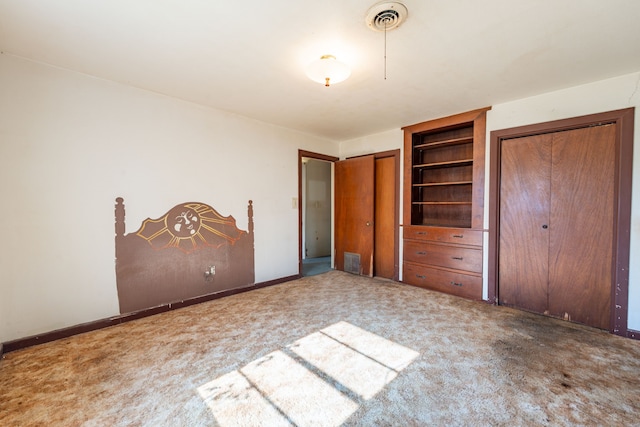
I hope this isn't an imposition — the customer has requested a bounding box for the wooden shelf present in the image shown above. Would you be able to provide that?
[413,181,472,187]
[412,202,472,205]
[413,159,473,169]
[403,107,489,229]
[413,136,473,150]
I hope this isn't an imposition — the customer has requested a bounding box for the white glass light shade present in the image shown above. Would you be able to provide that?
[306,55,351,87]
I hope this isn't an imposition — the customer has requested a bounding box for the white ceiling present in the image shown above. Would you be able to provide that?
[1,0,640,141]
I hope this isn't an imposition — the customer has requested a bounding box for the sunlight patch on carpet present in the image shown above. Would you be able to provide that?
[197,321,419,427]
[196,369,291,426]
[321,321,420,372]
[289,321,420,400]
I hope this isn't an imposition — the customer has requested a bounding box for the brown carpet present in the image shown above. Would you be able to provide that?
[1,270,639,426]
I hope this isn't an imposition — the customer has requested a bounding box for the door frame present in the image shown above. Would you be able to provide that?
[298,150,339,276]
[488,108,634,337]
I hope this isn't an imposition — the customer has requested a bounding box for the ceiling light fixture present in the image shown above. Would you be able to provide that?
[365,1,408,80]
[306,55,351,87]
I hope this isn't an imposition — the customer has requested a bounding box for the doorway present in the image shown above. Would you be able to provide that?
[488,108,634,336]
[299,150,339,276]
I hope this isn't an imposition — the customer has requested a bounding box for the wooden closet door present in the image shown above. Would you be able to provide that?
[374,156,395,279]
[498,134,552,313]
[547,124,615,329]
[335,156,375,276]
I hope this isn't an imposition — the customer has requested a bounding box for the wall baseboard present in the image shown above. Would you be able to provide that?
[627,329,640,340]
[1,274,300,355]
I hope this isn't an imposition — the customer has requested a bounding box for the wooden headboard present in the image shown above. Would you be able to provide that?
[115,198,255,314]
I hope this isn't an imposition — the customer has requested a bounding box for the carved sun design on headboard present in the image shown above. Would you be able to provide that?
[170,207,201,238]
[136,203,243,253]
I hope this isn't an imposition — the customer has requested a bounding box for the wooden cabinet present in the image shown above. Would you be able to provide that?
[402,108,489,300]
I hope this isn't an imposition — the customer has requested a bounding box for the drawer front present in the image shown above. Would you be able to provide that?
[403,240,482,273]
[403,226,482,247]
[403,262,482,300]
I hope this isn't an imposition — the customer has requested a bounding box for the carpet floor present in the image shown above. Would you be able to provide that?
[1,270,639,426]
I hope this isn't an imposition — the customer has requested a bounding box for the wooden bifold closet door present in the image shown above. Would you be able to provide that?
[499,124,616,330]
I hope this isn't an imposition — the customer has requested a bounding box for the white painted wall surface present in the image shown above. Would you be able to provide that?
[339,128,402,159]
[0,54,337,342]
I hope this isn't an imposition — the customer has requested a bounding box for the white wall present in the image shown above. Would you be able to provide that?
[0,54,338,342]
[339,128,402,159]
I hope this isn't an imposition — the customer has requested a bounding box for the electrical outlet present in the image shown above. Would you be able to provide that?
[292,197,298,209]
[204,265,216,282]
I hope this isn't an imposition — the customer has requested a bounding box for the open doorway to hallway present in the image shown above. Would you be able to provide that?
[299,150,338,277]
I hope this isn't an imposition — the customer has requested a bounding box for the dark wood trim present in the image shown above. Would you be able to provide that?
[346,149,398,160]
[471,110,488,230]
[1,274,300,354]
[628,330,640,340]
[298,150,339,275]
[487,131,501,305]
[299,150,339,163]
[402,107,492,134]
[488,108,634,337]
[388,150,401,281]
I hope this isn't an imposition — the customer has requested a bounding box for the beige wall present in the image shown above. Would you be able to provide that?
[0,54,338,342]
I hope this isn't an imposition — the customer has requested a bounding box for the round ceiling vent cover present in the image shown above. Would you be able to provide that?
[366,1,408,32]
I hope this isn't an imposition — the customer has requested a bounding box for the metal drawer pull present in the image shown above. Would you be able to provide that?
[416,274,427,279]
[450,281,463,287]
[451,256,463,260]
[417,251,427,255]
[452,234,464,238]
[417,231,427,235]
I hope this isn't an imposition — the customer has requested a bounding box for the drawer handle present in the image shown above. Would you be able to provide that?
[417,251,427,255]
[417,231,427,235]
[451,256,463,261]
[416,274,427,279]
[450,281,463,287]
[452,234,464,238]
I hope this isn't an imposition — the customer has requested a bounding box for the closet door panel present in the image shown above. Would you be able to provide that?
[498,135,552,312]
[547,125,615,330]
[335,155,375,276]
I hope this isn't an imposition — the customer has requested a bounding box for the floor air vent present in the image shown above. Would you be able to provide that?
[344,252,361,275]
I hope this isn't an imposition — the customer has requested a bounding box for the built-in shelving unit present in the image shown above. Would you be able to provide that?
[402,107,490,300]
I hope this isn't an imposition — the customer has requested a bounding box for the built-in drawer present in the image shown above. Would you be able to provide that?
[403,262,482,300]
[403,240,482,273]
[403,225,483,247]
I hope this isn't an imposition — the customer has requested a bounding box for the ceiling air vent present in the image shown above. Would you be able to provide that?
[366,1,408,32]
